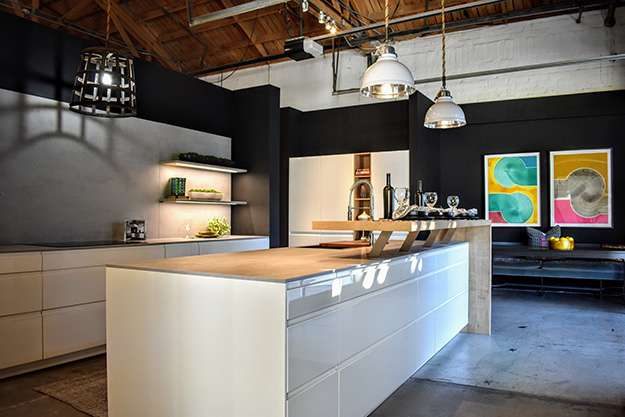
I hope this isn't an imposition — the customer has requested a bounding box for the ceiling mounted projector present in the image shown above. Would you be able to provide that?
[284,37,324,61]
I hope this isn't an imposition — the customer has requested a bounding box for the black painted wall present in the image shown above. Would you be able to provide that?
[439,90,625,244]
[288,100,409,157]
[281,90,624,245]
[0,12,233,137]
[232,86,282,247]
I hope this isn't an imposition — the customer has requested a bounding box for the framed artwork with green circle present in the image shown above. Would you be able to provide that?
[484,152,541,227]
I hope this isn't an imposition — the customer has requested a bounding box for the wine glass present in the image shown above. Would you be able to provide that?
[393,187,410,207]
[447,195,460,216]
[447,195,460,209]
[424,192,438,208]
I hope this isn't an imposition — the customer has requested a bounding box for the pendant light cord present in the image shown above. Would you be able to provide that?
[441,0,446,89]
[384,0,389,43]
[105,0,111,47]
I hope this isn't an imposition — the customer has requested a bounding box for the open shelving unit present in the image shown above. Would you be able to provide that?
[160,159,248,206]
[160,160,247,174]
[159,197,247,206]
[353,153,372,242]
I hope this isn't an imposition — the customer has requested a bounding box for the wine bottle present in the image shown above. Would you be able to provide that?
[383,173,394,219]
[415,179,423,207]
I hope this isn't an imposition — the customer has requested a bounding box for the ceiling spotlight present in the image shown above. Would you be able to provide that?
[318,10,325,24]
[325,19,333,30]
[301,0,309,12]
[329,23,337,34]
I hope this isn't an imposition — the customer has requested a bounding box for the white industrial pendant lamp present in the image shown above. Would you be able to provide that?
[360,0,415,99]
[70,0,137,118]
[423,0,466,129]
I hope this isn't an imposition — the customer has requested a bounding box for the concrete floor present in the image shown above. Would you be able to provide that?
[0,290,623,417]
[415,290,625,407]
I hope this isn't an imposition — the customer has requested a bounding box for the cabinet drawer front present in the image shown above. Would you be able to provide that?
[164,243,199,258]
[287,273,338,319]
[287,373,338,417]
[0,312,42,369]
[42,246,164,270]
[287,311,340,392]
[43,302,105,358]
[339,320,420,417]
[43,267,105,309]
[339,278,419,362]
[0,252,41,274]
[0,272,42,316]
[198,238,269,255]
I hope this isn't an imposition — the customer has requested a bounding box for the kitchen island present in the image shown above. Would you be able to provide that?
[106,221,490,417]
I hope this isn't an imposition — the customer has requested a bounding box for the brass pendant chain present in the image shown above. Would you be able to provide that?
[441,0,446,89]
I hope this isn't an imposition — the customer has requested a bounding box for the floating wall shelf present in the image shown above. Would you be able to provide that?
[160,197,247,206]
[161,160,247,174]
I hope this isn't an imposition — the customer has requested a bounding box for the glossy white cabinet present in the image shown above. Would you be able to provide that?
[288,154,353,245]
[0,312,42,369]
[287,373,339,417]
[198,237,269,254]
[286,244,470,417]
[288,309,340,391]
[43,267,105,309]
[0,272,42,316]
[43,302,106,358]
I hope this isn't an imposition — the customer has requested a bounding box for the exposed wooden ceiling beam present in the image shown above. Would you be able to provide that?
[160,6,283,44]
[219,0,269,57]
[109,11,139,57]
[31,0,39,22]
[50,0,92,29]
[10,0,24,17]
[94,0,177,70]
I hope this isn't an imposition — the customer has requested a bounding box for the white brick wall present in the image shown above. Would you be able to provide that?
[202,9,625,110]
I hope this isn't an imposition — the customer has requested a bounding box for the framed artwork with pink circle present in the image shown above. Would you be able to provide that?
[550,148,612,228]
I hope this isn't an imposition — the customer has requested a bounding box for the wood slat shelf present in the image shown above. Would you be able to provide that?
[161,160,247,174]
[160,197,247,206]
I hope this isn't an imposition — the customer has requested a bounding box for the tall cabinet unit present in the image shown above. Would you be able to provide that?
[289,150,410,247]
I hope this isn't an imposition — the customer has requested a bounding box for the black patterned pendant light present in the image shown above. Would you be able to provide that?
[69,0,137,118]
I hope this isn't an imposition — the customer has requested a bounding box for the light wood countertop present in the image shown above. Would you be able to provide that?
[312,219,491,232]
[108,241,464,282]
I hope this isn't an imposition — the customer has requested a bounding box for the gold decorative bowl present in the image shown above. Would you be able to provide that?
[549,237,575,251]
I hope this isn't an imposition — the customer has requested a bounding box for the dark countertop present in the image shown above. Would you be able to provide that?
[493,242,625,261]
[0,235,268,254]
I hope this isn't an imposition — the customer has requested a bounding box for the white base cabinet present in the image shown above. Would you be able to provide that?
[0,236,269,375]
[0,313,42,369]
[106,242,469,417]
[43,302,106,358]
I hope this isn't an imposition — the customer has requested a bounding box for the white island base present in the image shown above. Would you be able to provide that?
[106,242,469,417]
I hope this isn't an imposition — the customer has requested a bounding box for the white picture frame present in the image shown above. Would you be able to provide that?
[549,148,612,228]
[484,152,541,228]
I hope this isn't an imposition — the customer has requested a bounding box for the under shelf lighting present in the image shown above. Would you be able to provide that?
[161,160,247,174]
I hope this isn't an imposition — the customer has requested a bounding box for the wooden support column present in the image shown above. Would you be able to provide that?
[455,226,492,335]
